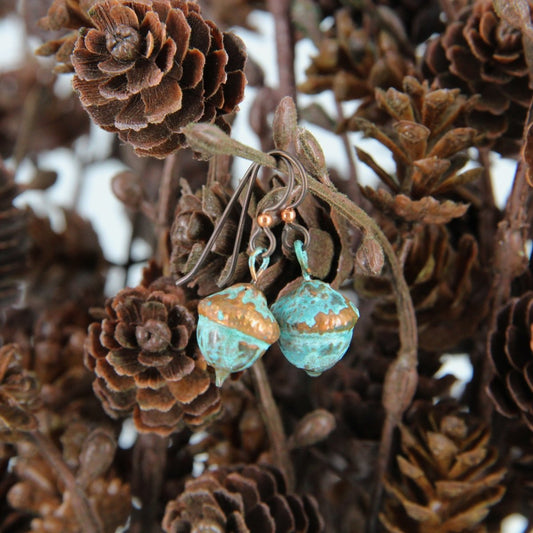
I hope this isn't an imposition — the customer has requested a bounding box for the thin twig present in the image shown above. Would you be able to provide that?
[129,434,169,533]
[267,0,296,102]
[29,430,103,533]
[250,360,295,491]
[335,99,359,186]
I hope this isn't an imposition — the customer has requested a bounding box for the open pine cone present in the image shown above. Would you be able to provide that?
[162,463,324,532]
[349,76,482,225]
[381,403,506,532]
[423,0,531,156]
[355,223,489,352]
[84,277,221,436]
[71,0,247,157]
[487,291,533,431]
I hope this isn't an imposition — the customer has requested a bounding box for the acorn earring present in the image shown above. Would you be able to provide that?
[271,239,359,376]
[175,152,300,386]
[196,248,279,386]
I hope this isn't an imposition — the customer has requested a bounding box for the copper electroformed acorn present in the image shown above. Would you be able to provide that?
[197,283,280,386]
[271,240,359,376]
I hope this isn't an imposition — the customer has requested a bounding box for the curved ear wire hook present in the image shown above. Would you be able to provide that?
[175,160,260,288]
[175,150,310,289]
[248,150,309,253]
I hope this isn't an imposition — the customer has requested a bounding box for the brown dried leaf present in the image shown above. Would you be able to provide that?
[296,127,331,185]
[355,234,385,276]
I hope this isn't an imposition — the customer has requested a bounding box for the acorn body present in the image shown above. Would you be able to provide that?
[197,283,279,386]
[271,279,359,376]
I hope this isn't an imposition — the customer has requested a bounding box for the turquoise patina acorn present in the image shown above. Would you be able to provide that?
[271,241,359,376]
[197,283,280,386]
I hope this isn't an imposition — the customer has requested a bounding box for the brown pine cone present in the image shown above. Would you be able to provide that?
[349,76,482,225]
[423,0,531,156]
[0,162,28,310]
[7,424,130,533]
[0,344,41,441]
[487,291,533,431]
[84,277,222,436]
[162,463,324,532]
[170,175,353,300]
[71,0,247,158]
[355,223,489,352]
[299,8,412,115]
[380,403,506,533]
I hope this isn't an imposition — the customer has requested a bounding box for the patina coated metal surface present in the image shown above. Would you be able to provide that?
[198,283,279,343]
[271,278,359,376]
[197,283,280,386]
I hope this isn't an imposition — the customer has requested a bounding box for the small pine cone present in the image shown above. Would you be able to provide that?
[85,277,221,436]
[355,224,489,352]
[0,344,41,440]
[0,162,28,310]
[380,404,506,533]
[349,76,482,224]
[170,176,353,300]
[162,463,324,532]
[8,424,130,533]
[299,8,411,115]
[487,291,533,431]
[71,0,246,158]
[423,0,531,156]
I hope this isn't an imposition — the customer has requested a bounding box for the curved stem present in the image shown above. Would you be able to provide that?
[250,360,295,491]
[305,179,418,533]
[29,430,103,533]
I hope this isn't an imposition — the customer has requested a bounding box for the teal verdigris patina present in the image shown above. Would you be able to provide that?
[271,240,359,376]
[197,283,280,386]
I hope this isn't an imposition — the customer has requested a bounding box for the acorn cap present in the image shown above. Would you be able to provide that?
[198,283,280,344]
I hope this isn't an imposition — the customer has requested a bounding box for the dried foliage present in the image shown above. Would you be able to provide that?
[2,0,533,531]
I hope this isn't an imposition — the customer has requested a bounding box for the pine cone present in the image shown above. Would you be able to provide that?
[7,424,130,533]
[487,291,533,431]
[71,0,247,158]
[381,403,506,533]
[162,463,324,532]
[299,8,411,114]
[423,0,531,156]
[0,162,28,310]
[170,176,353,300]
[355,223,489,352]
[349,76,482,225]
[0,344,40,441]
[84,277,221,436]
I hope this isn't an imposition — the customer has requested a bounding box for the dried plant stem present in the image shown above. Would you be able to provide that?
[130,434,169,533]
[335,99,359,186]
[267,0,296,101]
[305,179,418,533]
[28,430,103,533]
[250,360,295,491]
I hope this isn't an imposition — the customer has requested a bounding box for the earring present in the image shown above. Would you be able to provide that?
[196,248,279,387]
[271,239,359,377]
[175,153,299,387]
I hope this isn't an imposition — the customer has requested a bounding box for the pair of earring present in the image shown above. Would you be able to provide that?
[176,152,359,386]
